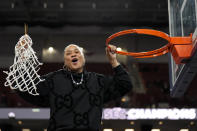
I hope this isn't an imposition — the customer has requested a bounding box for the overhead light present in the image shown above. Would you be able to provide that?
[125,3,129,8]
[116,47,122,51]
[60,3,64,8]
[18,120,22,125]
[158,121,163,125]
[158,4,161,9]
[92,3,96,9]
[125,129,134,131]
[121,95,129,102]
[151,129,160,131]
[121,97,126,102]
[130,121,135,125]
[22,129,31,131]
[190,121,194,125]
[11,3,15,8]
[180,129,189,131]
[48,47,54,53]
[43,2,47,8]
[103,129,113,131]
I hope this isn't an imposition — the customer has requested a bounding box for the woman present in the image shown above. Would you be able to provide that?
[18,44,132,131]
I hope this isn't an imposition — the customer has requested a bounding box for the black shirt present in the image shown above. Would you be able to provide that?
[18,65,132,131]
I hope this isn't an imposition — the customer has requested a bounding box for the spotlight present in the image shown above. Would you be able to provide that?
[116,47,122,51]
[43,3,47,8]
[18,120,22,125]
[103,129,113,131]
[60,3,64,8]
[121,97,126,102]
[125,3,129,8]
[11,3,15,8]
[130,121,135,125]
[180,129,189,131]
[92,3,96,9]
[158,121,163,125]
[22,129,31,131]
[125,129,134,131]
[190,121,194,125]
[48,47,54,53]
[151,129,160,131]
[121,95,129,102]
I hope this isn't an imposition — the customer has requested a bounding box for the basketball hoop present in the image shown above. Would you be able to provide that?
[106,29,193,64]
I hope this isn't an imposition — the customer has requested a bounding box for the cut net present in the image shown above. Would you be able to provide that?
[4,34,44,96]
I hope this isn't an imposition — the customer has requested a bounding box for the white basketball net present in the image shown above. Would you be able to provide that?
[4,34,44,96]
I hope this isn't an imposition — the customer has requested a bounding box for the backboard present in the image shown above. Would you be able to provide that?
[168,0,197,97]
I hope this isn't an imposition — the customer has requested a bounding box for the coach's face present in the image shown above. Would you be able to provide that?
[64,45,85,73]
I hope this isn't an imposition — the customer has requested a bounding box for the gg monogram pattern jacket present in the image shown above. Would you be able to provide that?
[17,65,132,131]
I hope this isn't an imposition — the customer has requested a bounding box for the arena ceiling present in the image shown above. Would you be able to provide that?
[0,0,168,27]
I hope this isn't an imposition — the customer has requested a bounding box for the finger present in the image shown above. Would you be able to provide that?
[109,45,116,51]
[110,49,115,54]
[105,47,108,53]
[105,47,110,55]
[108,45,116,54]
[109,44,116,49]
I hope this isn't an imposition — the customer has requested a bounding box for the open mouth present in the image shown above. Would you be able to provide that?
[72,58,78,63]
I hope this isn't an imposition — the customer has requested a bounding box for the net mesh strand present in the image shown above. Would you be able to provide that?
[4,34,44,96]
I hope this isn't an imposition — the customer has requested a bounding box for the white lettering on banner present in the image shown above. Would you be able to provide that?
[102,108,197,120]
[103,108,127,120]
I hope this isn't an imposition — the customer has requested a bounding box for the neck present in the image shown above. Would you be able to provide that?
[74,69,83,73]
[67,68,83,73]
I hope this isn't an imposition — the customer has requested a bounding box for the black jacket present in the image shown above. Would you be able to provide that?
[18,65,132,131]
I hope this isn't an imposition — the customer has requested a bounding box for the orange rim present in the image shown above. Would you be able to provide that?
[106,29,171,58]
